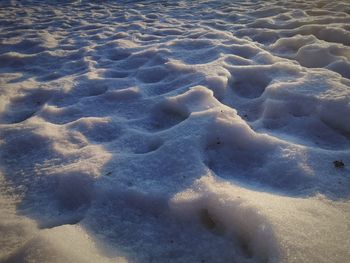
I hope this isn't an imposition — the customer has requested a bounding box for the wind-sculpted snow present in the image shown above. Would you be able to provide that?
[0,1,349,262]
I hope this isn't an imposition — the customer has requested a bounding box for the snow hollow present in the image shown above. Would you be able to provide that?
[0,0,349,262]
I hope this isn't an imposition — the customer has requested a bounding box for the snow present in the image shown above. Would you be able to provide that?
[0,0,349,262]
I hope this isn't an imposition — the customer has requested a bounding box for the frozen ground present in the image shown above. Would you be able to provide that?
[0,0,350,262]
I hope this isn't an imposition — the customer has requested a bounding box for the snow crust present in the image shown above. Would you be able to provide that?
[0,1,349,262]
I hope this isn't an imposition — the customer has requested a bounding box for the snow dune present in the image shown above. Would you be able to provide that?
[0,0,349,262]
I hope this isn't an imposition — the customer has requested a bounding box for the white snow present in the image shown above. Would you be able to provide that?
[0,1,350,263]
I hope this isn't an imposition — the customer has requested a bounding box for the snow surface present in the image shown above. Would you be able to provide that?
[0,0,350,262]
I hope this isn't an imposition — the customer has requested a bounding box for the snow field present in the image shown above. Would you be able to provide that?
[0,1,349,262]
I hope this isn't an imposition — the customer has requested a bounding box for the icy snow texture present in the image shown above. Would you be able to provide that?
[0,0,350,263]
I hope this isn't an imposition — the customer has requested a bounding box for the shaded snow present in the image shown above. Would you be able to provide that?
[0,0,350,263]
